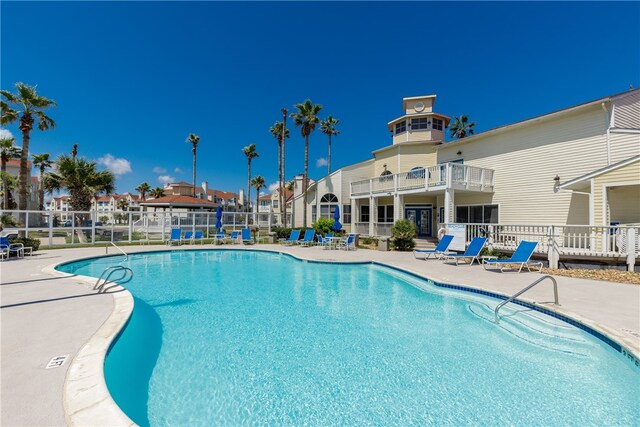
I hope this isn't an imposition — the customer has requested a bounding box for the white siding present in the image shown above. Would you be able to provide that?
[613,91,640,129]
[437,105,609,224]
[610,132,640,164]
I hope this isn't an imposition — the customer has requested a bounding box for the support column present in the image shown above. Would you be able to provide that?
[369,196,376,236]
[393,194,403,223]
[350,198,357,233]
[444,188,455,223]
[627,228,637,272]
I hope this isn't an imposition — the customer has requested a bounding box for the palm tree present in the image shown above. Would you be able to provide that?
[186,133,200,197]
[449,115,476,139]
[150,187,165,199]
[1,83,56,213]
[251,175,265,218]
[269,120,290,223]
[135,182,151,200]
[291,99,322,227]
[32,153,53,211]
[117,198,129,211]
[0,136,20,210]
[242,144,259,212]
[43,154,115,212]
[320,115,340,175]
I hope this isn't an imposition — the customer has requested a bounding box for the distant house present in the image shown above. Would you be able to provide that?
[4,159,40,210]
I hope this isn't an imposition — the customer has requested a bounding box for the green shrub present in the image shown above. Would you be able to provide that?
[9,237,40,252]
[359,236,378,246]
[390,219,416,251]
[0,213,18,229]
[480,247,505,259]
[312,217,334,235]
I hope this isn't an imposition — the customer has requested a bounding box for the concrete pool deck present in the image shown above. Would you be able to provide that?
[1,244,639,426]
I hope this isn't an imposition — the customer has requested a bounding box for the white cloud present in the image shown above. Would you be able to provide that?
[0,128,14,140]
[316,157,328,168]
[174,167,183,173]
[268,182,279,192]
[98,154,132,175]
[152,166,167,174]
[259,191,267,196]
[157,175,175,185]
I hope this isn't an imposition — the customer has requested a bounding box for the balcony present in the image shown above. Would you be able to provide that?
[350,163,495,197]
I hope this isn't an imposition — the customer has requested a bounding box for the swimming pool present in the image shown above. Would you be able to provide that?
[58,250,639,426]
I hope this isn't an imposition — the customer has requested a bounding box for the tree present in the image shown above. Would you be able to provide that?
[242,144,259,212]
[291,99,322,227]
[186,133,200,197]
[269,120,290,224]
[449,115,476,139]
[135,182,151,200]
[320,115,340,175]
[251,175,265,218]
[117,198,129,211]
[0,135,20,210]
[1,83,57,214]
[44,154,115,212]
[32,153,53,211]
[150,187,165,199]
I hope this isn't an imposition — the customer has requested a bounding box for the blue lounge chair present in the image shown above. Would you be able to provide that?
[298,229,316,247]
[229,230,240,244]
[318,233,334,249]
[413,235,454,260]
[193,230,204,244]
[442,237,487,265]
[182,231,193,244]
[483,241,543,273]
[167,228,182,246]
[279,229,301,245]
[337,234,356,251]
[241,228,253,245]
[212,231,226,244]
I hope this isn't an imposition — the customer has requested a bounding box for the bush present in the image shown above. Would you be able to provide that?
[390,219,416,251]
[272,226,293,239]
[312,217,334,235]
[480,247,505,259]
[9,237,40,252]
[0,213,18,229]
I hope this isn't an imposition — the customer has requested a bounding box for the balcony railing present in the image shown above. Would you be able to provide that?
[350,163,495,197]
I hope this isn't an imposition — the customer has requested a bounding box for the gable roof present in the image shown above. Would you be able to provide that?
[140,195,217,208]
[559,155,640,190]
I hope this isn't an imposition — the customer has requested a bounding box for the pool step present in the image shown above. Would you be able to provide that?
[468,302,595,356]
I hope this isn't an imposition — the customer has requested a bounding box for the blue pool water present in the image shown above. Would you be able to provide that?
[58,250,640,426]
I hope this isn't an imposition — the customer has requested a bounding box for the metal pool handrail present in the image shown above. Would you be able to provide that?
[94,265,134,293]
[494,275,559,323]
[106,241,128,259]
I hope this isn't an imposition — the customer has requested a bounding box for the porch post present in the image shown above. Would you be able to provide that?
[627,228,637,272]
[444,188,455,223]
[350,198,357,233]
[394,194,403,223]
[369,196,376,236]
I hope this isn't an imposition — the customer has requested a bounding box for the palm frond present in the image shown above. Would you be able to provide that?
[35,111,56,130]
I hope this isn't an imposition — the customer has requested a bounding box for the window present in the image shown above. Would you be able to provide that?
[406,167,425,179]
[273,200,279,209]
[312,205,317,223]
[360,205,370,222]
[395,120,406,135]
[319,193,338,220]
[320,193,338,203]
[410,118,428,130]
[343,204,351,223]
[432,118,444,131]
[455,204,499,224]
[377,205,394,223]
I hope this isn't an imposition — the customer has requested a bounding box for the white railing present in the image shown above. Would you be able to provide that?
[353,222,369,235]
[439,223,640,271]
[0,209,293,248]
[350,163,495,197]
[373,223,393,237]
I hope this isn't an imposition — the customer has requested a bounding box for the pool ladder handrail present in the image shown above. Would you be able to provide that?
[494,275,560,323]
[106,242,128,260]
[94,265,134,293]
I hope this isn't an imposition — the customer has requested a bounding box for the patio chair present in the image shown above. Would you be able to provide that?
[298,229,316,247]
[442,237,487,265]
[193,230,204,244]
[241,228,254,245]
[212,231,226,244]
[318,233,334,249]
[182,231,193,244]
[0,236,27,259]
[483,241,543,273]
[413,235,454,260]
[337,234,357,251]
[229,230,240,244]
[167,228,182,246]
[279,229,301,245]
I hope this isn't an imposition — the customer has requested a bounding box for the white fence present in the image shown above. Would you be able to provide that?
[440,223,640,271]
[0,209,290,247]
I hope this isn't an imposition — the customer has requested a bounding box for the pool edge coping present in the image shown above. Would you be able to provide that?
[46,246,640,426]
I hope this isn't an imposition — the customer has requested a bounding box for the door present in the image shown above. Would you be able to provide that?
[405,207,432,237]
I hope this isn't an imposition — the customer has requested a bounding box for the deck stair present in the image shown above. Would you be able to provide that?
[414,238,438,250]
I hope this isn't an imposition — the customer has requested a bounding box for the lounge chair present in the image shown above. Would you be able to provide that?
[182,231,193,244]
[0,236,27,259]
[193,230,204,244]
[337,234,356,251]
[229,230,240,244]
[413,235,454,260]
[298,229,316,247]
[279,229,301,245]
[318,233,334,249]
[241,228,253,245]
[483,241,543,273]
[167,228,182,246]
[212,232,226,244]
[442,237,487,265]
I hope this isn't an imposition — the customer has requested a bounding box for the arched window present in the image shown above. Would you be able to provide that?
[406,167,425,179]
[380,169,393,182]
[314,193,339,221]
[320,193,338,203]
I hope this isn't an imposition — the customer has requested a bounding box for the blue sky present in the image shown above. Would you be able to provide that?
[2,1,639,195]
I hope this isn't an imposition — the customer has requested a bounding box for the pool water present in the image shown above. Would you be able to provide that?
[58,250,640,426]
